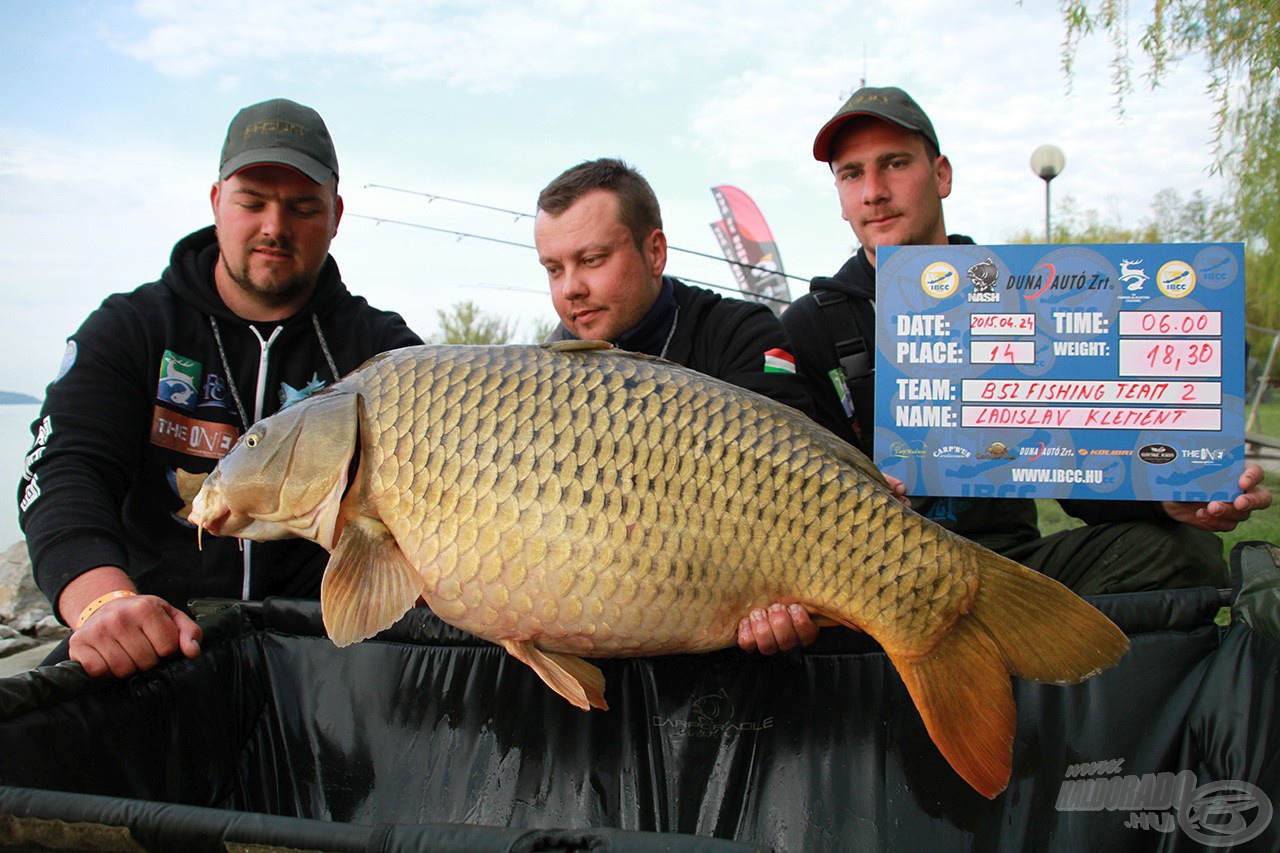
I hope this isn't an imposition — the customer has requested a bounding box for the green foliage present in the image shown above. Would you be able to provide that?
[1056,1,1280,328]
[1005,188,1226,244]
[427,301,516,345]
[527,316,560,344]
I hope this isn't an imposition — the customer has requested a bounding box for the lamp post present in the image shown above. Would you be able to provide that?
[1030,144,1066,243]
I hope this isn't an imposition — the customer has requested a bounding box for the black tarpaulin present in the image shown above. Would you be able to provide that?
[1,543,1277,852]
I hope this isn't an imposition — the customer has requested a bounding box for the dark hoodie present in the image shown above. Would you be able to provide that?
[549,276,832,430]
[782,238,1163,553]
[18,226,422,619]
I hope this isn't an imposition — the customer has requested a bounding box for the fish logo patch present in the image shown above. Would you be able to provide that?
[158,350,201,412]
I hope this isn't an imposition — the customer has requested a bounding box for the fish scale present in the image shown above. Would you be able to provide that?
[191,341,1128,799]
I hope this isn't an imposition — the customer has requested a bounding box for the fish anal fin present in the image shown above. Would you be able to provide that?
[889,619,1016,800]
[500,639,608,711]
[320,515,421,647]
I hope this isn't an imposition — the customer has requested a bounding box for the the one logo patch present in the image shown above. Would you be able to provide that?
[150,407,240,459]
[157,350,201,412]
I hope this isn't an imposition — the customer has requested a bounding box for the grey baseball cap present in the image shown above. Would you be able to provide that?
[219,98,338,184]
[812,86,939,162]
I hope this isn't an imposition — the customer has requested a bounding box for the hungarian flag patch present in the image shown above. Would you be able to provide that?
[763,348,796,374]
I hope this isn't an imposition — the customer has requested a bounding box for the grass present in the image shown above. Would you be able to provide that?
[1036,399,1280,559]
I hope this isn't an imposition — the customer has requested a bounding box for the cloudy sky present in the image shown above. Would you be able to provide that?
[0,0,1228,399]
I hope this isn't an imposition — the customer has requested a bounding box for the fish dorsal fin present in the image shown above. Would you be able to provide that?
[542,339,614,353]
[542,339,688,371]
[321,515,422,647]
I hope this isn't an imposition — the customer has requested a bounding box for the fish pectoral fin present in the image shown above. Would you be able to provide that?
[320,515,420,647]
[500,639,608,711]
[173,468,208,520]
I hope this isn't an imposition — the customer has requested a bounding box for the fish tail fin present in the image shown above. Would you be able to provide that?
[889,615,1015,799]
[887,549,1129,799]
[321,515,422,647]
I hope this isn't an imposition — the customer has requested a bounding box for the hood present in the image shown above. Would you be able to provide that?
[808,235,976,301]
[164,225,350,324]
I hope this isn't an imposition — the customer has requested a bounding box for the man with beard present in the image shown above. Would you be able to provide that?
[18,99,422,678]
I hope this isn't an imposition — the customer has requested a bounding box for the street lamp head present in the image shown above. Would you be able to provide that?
[1031,144,1066,181]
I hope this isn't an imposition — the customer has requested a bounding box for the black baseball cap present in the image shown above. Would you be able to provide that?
[812,86,939,162]
[219,98,339,184]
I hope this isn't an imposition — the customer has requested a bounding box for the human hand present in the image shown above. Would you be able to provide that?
[737,603,818,655]
[69,594,203,678]
[884,473,911,507]
[1161,461,1272,532]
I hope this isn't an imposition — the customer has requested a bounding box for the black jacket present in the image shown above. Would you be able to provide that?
[19,226,422,618]
[550,277,834,431]
[782,240,1164,551]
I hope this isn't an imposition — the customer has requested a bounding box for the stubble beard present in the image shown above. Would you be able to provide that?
[220,247,316,309]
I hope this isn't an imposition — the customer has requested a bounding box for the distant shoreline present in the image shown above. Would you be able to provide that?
[0,394,40,405]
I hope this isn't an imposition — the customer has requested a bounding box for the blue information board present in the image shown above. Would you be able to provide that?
[874,243,1245,503]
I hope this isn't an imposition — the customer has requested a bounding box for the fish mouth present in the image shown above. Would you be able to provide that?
[188,447,356,547]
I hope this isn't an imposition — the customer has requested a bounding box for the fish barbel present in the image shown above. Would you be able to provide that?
[190,341,1128,798]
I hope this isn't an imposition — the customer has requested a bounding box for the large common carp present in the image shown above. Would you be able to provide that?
[190,342,1128,798]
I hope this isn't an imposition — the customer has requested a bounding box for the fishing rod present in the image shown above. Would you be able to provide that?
[346,213,790,306]
[361,182,811,284]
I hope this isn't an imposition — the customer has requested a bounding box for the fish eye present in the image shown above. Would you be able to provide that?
[244,434,259,448]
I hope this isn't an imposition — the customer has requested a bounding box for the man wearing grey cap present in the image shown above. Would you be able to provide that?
[18,98,422,678]
[756,86,1271,653]
[783,86,1264,617]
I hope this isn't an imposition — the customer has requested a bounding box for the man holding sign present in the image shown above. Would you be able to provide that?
[747,86,1270,651]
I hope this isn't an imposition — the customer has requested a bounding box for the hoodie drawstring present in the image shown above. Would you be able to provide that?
[206,312,340,600]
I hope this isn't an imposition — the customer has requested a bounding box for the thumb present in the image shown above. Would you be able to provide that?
[165,603,204,659]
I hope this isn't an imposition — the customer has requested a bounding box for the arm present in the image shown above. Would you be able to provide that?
[20,300,201,677]
[705,300,826,421]
[59,566,201,678]
[779,295,863,446]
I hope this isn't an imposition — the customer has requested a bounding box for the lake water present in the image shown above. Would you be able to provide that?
[2,404,40,550]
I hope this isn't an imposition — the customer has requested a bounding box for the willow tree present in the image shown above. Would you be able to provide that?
[1059,1,1280,331]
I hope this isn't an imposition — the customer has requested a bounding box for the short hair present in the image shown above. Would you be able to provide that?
[537,158,663,251]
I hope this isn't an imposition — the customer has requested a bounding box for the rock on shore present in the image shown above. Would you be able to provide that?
[0,540,65,660]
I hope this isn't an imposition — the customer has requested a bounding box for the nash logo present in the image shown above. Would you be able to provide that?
[157,350,201,412]
[966,257,1000,303]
